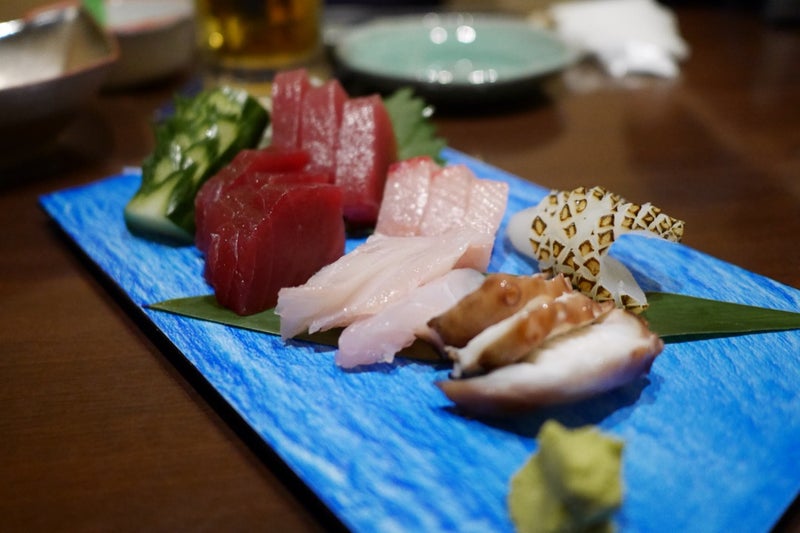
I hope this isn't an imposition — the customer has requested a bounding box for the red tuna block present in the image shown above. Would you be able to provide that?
[271,68,312,149]
[300,79,347,175]
[334,95,398,225]
[203,182,345,315]
[195,146,310,252]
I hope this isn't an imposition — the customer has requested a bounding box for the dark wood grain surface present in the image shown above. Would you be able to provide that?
[1,7,798,532]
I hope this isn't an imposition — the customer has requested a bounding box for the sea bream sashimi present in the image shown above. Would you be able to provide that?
[335,268,485,369]
[276,227,493,339]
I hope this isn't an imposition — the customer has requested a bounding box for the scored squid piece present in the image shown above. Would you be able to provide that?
[436,309,664,415]
[507,185,685,310]
[427,273,573,349]
[447,291,615,378]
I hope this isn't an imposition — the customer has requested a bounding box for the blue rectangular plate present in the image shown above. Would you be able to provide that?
[41,148,800,532]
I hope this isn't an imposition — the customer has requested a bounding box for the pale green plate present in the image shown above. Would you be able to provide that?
[334,13,577,105]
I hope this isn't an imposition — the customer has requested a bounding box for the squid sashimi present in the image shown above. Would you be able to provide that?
[507,185,684,309]
[437,309,663,414]
[276,227,492,339]
[335,268,485,369]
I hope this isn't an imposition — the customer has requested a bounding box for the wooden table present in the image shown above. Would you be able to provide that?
[2,6,798,532]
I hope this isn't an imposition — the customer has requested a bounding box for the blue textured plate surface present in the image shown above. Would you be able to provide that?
[40,148,800,532]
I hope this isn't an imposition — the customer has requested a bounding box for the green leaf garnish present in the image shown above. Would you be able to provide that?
[146,296,442,362]
[148,291,800,355]
[640,292,800,342]
[383,88,447,164]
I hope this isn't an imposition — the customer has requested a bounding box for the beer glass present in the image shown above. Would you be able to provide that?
[195,0,321,80]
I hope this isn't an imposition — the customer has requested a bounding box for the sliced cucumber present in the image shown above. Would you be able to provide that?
[124,86,269,244]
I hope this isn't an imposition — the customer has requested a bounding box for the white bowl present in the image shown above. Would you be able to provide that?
[0,3,117,166]
[104,0,195,88]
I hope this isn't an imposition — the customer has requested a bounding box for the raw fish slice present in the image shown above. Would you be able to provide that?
[272,184,346,296]
[428,273,573,348]
[271,68,311,149]
[374,156,439,236]
[437,309,663,414]
[276,227,489,339]
[203,183,345,315]
[418,164,473,236]
[204,222,239,309]
[250,208,276,315]
[300,79,347,174]
[335,268,485,368]
[375,158,509,260]
[195,146,310,252]
[237,170,333,190]
[334,95,397,225]
[467,179,509,235]
[448,291,614,377]
[213,187,283,314]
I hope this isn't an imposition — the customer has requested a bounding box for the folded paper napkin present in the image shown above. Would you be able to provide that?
[549,0,689,78]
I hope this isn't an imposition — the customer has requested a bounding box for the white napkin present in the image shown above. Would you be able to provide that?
[549,0,689,78]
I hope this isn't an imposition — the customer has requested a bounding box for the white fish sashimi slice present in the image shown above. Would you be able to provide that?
[276,228,490,339]
[335,268,486,368]
[437,309,663,414]
[418,164,473,236]
[466,179,509,236]
[374,156,438,236]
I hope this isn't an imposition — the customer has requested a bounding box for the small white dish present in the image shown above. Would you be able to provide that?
[334,13,577,107]
[0,3,117,166]
[104,0,195,88]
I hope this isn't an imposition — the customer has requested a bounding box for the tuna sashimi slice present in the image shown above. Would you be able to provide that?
[374,156,439,237]
[300,79,347,175]
[276,227,491,339]
[195,146,311,252]
[204,183,345,315]
[334,95,397,225]
[271,68,312,149]
[335,268,485,368]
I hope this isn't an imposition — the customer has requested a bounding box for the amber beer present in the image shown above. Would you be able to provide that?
[196,0,321,75]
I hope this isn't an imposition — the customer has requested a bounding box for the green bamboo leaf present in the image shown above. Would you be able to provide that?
[146,296,442,362]
[641,292,800,342]
[148,291,800,357]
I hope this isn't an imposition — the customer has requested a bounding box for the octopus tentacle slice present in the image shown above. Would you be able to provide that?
[427,273,573,349]
[447,291,615,378]
[436,309,664,415]
[507,186,684,309]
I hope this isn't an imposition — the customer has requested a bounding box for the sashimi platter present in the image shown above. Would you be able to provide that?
[40,70,800,532]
